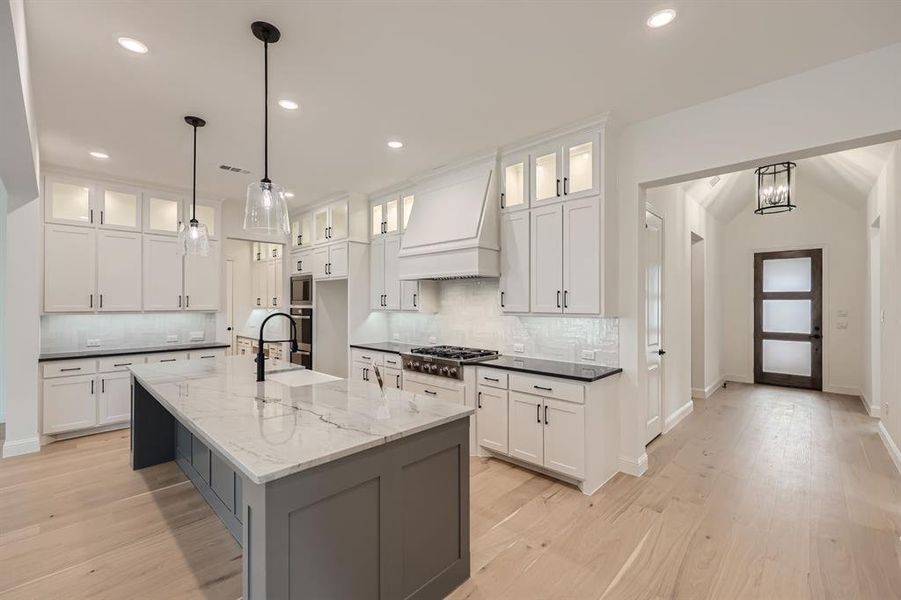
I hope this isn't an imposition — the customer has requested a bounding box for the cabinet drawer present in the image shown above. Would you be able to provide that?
[382,353,402,369]
[98,355,146,373]
[42,358,97,378]
[404,379,464,405]
[477,367,508,389]
[351,348,384,365]
[509,372,584,404]
[149,352,189,363]
[191,348,226,360]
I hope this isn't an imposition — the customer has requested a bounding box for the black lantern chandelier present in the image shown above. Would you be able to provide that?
[754,161,797,215]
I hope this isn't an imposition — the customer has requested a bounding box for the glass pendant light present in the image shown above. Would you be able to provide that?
[179,115,210,256]
[754,161,797,215]
[244,21,290,236]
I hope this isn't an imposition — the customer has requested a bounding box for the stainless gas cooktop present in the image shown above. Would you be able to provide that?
[400,345,499,380]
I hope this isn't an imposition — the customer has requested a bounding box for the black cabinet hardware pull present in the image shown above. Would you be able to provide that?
[297,260,301,271]
[361,355,371,360]
[396,374,401,388]
[160,358,177,362]
[423,389,437,395]
[113,363,131,367]
[100,210,104,224]
[563,290,568,309]
[89,294,93,308]
[563,177,569,195]
[536,404,541,423]
[534,385,553,391]
[186,295,190,308]
[544,405,549,425]
[477,391,482,409]
[99,294,103,308]
[90,208,94,223]
[556,290,561,308]
[484,376,499,382]
[413,293,417,308]
[201,355,214,359]
[386,359,397,365]
[178,295,182,308]
[500,192,505,209]
[91,379,94,394]
[500,291,505,308]
[101,378,105,393]
[556,178,561,197]
[61,367,81,372]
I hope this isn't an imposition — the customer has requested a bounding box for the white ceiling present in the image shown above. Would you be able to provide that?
[25,1,901,208]
[681,141,897,222]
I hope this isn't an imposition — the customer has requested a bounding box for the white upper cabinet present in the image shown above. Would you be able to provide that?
[192,200,219,240]
[530,204,564,313]
[562,198,601,314]
[97,185,142,231]
[561,130,600,201]
[291,249,313,275]
[370,194,401,238]
[531,142,563,205]
[370,238,386,310]
[251,260,267,307]
[144,193,183,236]
[313,243,347,280]
[97,230,142,311]
[315,199,349,244]
[184,241,221,311]
[143,234,183,311]
[44,176,94,226]
[291,212,313,249]
[500,152,529,212]
[44,224,96,312]
[313,207,330,244]
[499,211,530,313]
[266,258,283,308]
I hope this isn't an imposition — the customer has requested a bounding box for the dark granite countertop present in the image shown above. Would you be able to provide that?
[350,341,420,355]
[476,355,622,382]
[39,342,231,362]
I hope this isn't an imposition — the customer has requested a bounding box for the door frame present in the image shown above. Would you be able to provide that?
[753,248,823,390]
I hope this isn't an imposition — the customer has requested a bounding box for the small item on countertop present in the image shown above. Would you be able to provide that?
[372,363,386,396]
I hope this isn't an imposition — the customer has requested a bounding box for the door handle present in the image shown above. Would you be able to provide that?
[89,293,93,308]
[186,295,190,308]
[100,210,104,225]
[178,295,182,308]
[533,385,553,392]
[99,294,103,308]
[91,379,94,394]
[413,293,417,308]
[396,374,400,388]
[657,349,666,355]
[101,378,105,393]
[423,389,437,395]
[809,334,822,340]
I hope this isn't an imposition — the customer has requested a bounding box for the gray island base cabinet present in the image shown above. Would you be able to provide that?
[130,359,471,600]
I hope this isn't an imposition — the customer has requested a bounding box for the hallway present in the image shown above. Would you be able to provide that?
[1,384,899,598]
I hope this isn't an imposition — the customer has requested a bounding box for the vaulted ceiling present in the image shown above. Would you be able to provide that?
[681,142,897,223]
[24,1,901,207]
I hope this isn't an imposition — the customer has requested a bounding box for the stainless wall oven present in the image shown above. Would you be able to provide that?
[290,307,312,369]
[290,273,313,307]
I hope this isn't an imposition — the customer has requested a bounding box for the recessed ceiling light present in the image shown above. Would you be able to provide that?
[89,151,110,160]
[646,8,676,28]
[285,191,295,198]
[387,140,404,149]
[278,99,299,111]
[117,36,148,54]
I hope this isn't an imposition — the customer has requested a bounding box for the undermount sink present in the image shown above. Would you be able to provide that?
[267,369,341,387]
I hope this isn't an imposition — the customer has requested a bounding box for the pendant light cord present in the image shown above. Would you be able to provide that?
[192,122,197,221]
[263,40,269,183]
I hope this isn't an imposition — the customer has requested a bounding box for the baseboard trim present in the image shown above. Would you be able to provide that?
[664,400,693,433]
[2,436,41,458]
[877,421,901,475]
[691,387,705,400]
[724,374,753,385]
[823,385,861,397]
[857,390,881,418]
[618,453,648,477]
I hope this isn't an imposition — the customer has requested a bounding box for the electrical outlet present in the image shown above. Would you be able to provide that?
[581,350,596,361]
[837,309,849,318]
[428,336,437,344]
[189,331,204,341]
[393,333,400,340]
[85,338,101,347]
[513,343,525,353]
[166,335,179,343]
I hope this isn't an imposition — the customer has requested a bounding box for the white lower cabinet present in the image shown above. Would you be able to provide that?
[542,398,585,478]
[477,386,508,454]
[508,391,544,465]
[42,374,97,434]
[384,367,403,390]
[98,371,132,425]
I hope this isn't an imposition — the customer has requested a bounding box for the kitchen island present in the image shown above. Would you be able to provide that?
[130,356,473,600]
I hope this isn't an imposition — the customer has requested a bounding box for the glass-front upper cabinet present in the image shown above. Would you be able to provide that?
[370,194,400,238]
[500,152,529,212]
[291,212,312,248]
[44,176,94,226]
[401,192,415,230]
[314,206,330,244]
[328,199,348,241]
[192,200,218,240]
[143,193,183,235]
[561,130,600,200]
[97,185,141,231]
[531,142,563,205]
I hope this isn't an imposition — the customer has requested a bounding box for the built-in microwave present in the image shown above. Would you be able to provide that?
[290,274,313,306]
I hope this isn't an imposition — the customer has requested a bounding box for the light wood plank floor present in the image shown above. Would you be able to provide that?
[1,383,899,599]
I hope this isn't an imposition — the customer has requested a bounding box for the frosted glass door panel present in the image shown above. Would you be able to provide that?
[384,199,399,234]
[329,202,348,240]
[49,180,92,224]
[194,204,216,238]
[371,204,383,236]
[534,152,558,202]
[763,299,811,333]
[763,257,811,292]
[402,194,414,229]
[103,190,139,229]
[504,162,526,209]
[147,197,180,233]
[762,340,812,376]
[567,142,593,194]
[314,208,329,243]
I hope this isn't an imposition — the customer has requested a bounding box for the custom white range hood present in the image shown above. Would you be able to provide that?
[398,156,500,280]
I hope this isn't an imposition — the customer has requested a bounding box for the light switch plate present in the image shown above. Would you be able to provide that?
[189,331,204,341]
[86,338,101,347]
[837,309,849,318]
[513,343,525,353]
[581,350,596,361]
[166,335,179,343]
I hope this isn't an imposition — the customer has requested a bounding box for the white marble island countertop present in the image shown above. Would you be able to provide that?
[129,356,474,485]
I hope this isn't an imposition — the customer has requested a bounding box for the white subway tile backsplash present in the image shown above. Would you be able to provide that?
[386,280,618,366]
[40,313,217,353]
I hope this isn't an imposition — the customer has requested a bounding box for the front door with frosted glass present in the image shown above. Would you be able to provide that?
[754,249,823,390]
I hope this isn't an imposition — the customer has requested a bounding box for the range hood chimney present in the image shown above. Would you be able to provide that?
[398,156,499,280]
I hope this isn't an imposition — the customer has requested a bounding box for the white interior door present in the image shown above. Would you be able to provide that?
[530,205,563,313]
[645,209,664,444]
[97,230,142,311]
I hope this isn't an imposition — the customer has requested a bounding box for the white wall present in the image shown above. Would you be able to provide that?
[645,186,722,431]
[690,237,705,395]
[719,179,867,394]
[864,142,901,466]
[615,42,901,474]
